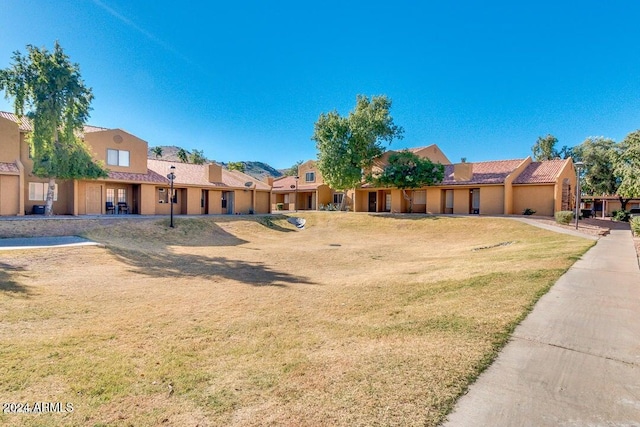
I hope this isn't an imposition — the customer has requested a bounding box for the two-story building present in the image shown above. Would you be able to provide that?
[0,112,270,216]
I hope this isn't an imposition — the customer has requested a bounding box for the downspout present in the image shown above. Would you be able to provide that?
[15,158,25,216]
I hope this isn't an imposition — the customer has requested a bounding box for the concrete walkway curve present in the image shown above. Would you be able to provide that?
[444,228,640,426]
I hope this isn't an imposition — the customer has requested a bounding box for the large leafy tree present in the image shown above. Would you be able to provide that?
[0,42,108,215]
[573,135,639,210]
[367,150,444,212]
[312,95,404,210]
[227,161,245,172]
[283,160,303,177]
[613,130,640,208]
[532,134,573,161]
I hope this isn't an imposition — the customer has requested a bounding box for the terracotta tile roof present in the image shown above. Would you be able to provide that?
[106,168,168,184]
[147,159,271,190]
[0,162,20,175]
[442,159,526,185]
[513,159,567,184]
[272,175,325,192]
[0,111,107,134]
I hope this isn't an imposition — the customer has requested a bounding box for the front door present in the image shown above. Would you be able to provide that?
[368,192,377,212]
[201,190,209,214]
[470,189,480,214]
[86,184,102,214]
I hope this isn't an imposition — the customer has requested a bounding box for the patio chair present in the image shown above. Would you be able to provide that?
[117,202,129,214]
[105,201,115,214]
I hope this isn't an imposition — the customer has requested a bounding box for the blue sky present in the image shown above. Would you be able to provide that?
[1,1,640,169]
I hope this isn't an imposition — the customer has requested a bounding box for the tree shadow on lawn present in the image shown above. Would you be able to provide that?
[367,213,451,220]
[0,262,32,296]
[109,247,316,287]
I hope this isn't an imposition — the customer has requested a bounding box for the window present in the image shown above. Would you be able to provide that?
[107,149,130,167]
[333,193,344,205]
[284,194,290,204]
[158,188,177,204]
[414,191,426,204]
[117,189,127,203]
[106,188,115,203]
[28,182,58,201]
[305,172,315,182]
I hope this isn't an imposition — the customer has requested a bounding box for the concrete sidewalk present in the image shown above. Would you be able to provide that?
[444,228,640,426]
[0,236,100,251]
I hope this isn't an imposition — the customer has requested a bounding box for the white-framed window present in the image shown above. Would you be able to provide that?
[28,182,58,201]
[107,149,130,167]
[284,194,290,204]
[305,172,315,182]
[333,193,344,205]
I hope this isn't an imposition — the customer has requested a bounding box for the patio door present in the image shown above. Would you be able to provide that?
[368,192,377,212]
[470,189,480,214]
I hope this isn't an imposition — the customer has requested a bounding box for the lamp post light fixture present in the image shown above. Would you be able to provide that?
[167,165,176,228]
[574,161,585,230]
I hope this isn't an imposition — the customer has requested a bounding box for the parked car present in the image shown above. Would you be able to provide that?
[629,208,640,218]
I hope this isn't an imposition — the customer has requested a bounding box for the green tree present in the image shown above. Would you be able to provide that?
[0,42,108,216]
[177,148,188,163]
[531,134,573,161]
[613,130,640,209]
[284,160,303,177]
[189,149,206,165]
[312,95,404,210]
[573,134,640,211]
[227,161,245,172]
[151,146,163,158]
[367,150,444,212]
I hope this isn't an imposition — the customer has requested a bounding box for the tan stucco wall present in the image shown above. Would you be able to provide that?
[452,189,469,214]
[185,187,202,215]
[24,179,74,215]
[298,160,324,184]
[208,190,223,214]
[479,186,505,215]
[317,186,332,207]
[412,145,452,165]
[255,191,270,214]
[0,117,21,163]
[426,188,441,213]
[234,190,252,214]
[554,160,576,213]
[0,175,20,215]
[85,129,148,174]
[503,158,532,214]
[513,185,555,216]
[139,185,157,215]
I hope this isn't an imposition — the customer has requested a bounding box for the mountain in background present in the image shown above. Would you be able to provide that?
[148,146,283,181]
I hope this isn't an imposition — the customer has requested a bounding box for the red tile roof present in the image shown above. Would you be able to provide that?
[147,159,271,190]
[272,175,326,192]
[513,159,567,184]
[442,159,526,185]
[0,162,20,175]
[106,169,168,184]
[0,111,107,134]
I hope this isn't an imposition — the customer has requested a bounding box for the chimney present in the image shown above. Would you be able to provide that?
[453,162,473,181]
[264,176,274,186]
[207,163,222,183]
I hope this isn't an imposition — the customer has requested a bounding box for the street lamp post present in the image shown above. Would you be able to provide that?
[574,161,584,229]
[167,165,176,228]
[295,176,299,212]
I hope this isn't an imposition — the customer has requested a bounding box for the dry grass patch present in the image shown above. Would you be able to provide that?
[0,213,593,426]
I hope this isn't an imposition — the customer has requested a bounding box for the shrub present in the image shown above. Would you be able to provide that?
[522,208,536,216]
[555,211,574,225]
[612,210,630,222]
[631,217,640,236]
[276,203,284,211]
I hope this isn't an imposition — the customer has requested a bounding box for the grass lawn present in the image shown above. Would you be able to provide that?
[0,213,594,426]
